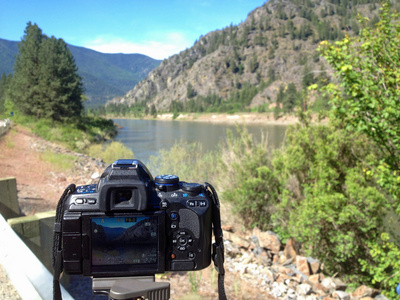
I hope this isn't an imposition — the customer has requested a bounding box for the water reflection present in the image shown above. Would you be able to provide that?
[113,119,288,165]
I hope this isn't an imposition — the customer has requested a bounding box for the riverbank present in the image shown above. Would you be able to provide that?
[110,112,327,125]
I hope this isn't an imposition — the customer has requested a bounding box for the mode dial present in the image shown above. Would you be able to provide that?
[155,175,180,191]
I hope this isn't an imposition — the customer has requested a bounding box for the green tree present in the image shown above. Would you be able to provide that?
[38,36,83,121]
[11,22,44,117]
[0,73,12,114]
[10,22,83,121]
[150,104,157,118]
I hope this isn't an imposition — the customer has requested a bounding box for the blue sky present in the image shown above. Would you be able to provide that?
[0,0,265,60]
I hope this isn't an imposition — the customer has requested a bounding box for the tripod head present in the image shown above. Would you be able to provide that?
[93,276,170,300]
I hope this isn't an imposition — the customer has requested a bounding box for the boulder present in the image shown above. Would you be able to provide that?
[296,255,311,276]
[352,285,380,299]
[253,229,282,254]
[284,237,301,259]
[321,277,347,291]
[332,291,350,300]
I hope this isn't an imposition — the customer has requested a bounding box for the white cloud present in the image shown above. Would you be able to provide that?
[83,33,191,60]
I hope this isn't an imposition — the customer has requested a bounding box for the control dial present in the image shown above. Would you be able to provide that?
[182,182,202,195]
[155,175,180,191]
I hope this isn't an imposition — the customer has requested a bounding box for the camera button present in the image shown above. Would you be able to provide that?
[177,246,186,251]
[170,212,178,220]
[171,223,178,229]
[188,252,196,260]
[75,198,84,204]
[178,237,187,245]
[160,200,169,209]
[87,198,96,204]
[187,200,196,208]
[197,200,207,207]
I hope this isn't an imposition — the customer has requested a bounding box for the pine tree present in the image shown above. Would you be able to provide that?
[11,22,44,117]
[38,36,83,121]
[10,22,83,121]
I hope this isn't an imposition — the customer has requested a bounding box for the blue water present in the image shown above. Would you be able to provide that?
[113,119,288,165]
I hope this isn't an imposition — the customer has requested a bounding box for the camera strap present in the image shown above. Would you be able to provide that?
[52,184,76,300]
[204,182,227,300]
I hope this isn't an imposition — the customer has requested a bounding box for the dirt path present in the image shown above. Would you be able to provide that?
[0,125,105,215]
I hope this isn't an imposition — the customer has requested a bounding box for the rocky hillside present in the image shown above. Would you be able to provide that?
[110,0,392,112]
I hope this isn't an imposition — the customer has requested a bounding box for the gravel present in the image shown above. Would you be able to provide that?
[0,263,22,300]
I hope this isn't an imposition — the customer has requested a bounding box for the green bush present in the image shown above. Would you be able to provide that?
[148,141,219,183]
[219,126,279,230]
[271,123,391,277]
[360,233,400,300]
[87,141,134,164]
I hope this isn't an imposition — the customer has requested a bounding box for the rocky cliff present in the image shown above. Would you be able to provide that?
[110,0,385,112]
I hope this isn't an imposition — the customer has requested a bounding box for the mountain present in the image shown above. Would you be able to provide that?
[110,0,389,113]
[0,38,161,107]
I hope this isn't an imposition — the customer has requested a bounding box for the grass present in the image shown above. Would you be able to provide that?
[11,114,116,152]
[39,151,76,171]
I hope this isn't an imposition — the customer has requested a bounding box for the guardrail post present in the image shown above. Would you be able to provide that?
[0,177,20,219]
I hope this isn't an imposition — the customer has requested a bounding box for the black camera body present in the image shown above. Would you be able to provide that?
[61,159,212,277]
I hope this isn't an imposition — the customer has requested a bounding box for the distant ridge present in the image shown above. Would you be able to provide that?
[0,38,161,107]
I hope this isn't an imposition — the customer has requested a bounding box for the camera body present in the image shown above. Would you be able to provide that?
[61,159,212,277]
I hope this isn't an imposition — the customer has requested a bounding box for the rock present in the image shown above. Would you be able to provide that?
[284,237,301,259]
[321,278,347,292]
[296,256,311,276]
[333,290,350,300]
[91,171,100,179]
[307,257,321,274]
[255,230,282,254]
[373,295,389,300]
[352,285,380,299]
[262,267,277,282]
[224,240,240,257]
[224,231,251,249]
[308,273,323,285]
[297,283,312,296]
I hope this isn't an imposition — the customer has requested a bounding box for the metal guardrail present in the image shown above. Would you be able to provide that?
[0,118,10,137]
[0,177,72,299]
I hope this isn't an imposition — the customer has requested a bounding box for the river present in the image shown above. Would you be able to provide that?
[112,119,288,165]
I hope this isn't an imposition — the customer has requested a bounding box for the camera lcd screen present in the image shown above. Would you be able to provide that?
[91,216,158,266]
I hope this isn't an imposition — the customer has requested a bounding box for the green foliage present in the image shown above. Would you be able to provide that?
[87,141,134,164]
[10,22,83,122]
[318,1,400,205]
[270,123,389,278]
[220,126,279,230]
[0,73,12,114]
[148,141,219,184]
[360,233,400,299]
[14,114,116,151]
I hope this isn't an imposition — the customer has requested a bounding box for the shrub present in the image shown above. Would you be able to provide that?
[360,233,400,300]
[87,141,134,164]
[148,141,219,183]
[271,123,391,276]
[219,125,279,230]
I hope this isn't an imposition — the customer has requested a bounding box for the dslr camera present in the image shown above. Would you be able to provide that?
[60,159,213,277]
